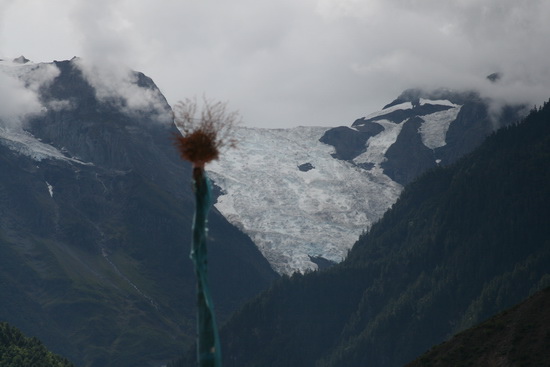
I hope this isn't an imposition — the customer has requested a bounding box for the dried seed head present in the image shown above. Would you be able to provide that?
[174,130,219,164]
[173,97,239,165]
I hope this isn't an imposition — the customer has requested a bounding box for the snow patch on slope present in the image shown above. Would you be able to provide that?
[353,119,406,167]
[45,181,54,197]
[419,98,459,108]
[363,102,413,120]
[207,126,402,274]
[0,127,91,164]
[419,104,462,149]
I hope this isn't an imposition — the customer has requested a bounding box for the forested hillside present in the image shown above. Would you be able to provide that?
[0,322,74,367]
[211,100,550,367]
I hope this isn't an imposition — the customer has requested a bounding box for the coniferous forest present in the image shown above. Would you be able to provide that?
[0,322,75,367]
[173,101,550,367]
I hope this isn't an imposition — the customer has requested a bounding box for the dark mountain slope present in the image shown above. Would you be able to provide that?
[216,101,550,367]
[0,59,277,367]
[407,286,550,367]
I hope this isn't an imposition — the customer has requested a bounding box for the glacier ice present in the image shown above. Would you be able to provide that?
[206,126,403,274]
[205,100,462,274]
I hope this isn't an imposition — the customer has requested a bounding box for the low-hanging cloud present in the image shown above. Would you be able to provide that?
[68,0,172,124]
[138,0,550,125]
[322,0,550,109]
[0,72,42,130]
[1,0,549,128]
[74,58,172,124]
[0,62,60,130]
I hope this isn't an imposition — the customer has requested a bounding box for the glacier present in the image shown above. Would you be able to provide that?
[207,126,403,274]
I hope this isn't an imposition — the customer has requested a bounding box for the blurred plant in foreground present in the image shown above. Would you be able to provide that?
[173,97,240,367]
[173,97,239,168]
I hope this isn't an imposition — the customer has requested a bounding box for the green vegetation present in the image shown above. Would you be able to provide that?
[0,322,75,367]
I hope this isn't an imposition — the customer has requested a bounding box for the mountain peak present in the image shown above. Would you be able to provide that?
[13,55,31,64]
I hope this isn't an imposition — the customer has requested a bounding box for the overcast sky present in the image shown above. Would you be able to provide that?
[1,0,549,128]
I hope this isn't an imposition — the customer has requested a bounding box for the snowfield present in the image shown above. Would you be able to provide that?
[419,104,461,150]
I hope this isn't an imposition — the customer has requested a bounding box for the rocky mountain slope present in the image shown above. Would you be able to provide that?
[207,87,525,274]
[0,58,277,367]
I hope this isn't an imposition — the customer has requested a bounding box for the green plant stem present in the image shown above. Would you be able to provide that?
[191,167,222,367]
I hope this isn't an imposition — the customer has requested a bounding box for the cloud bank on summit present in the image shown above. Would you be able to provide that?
[1,0,549,128]
[0,58,171,132]
[0,61,58,130]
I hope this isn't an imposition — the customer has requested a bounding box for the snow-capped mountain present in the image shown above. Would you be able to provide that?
[207,89,525,274]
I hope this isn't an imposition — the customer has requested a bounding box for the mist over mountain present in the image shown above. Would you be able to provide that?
[0,58,277,367]
[208,100,550,367]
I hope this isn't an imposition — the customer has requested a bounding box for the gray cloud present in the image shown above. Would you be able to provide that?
[1,0,549,128]
[0,62,59,129]
[65,0,172,123]
[335,0,550,105]
[0,72,42,129]
[74,58,172,124]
